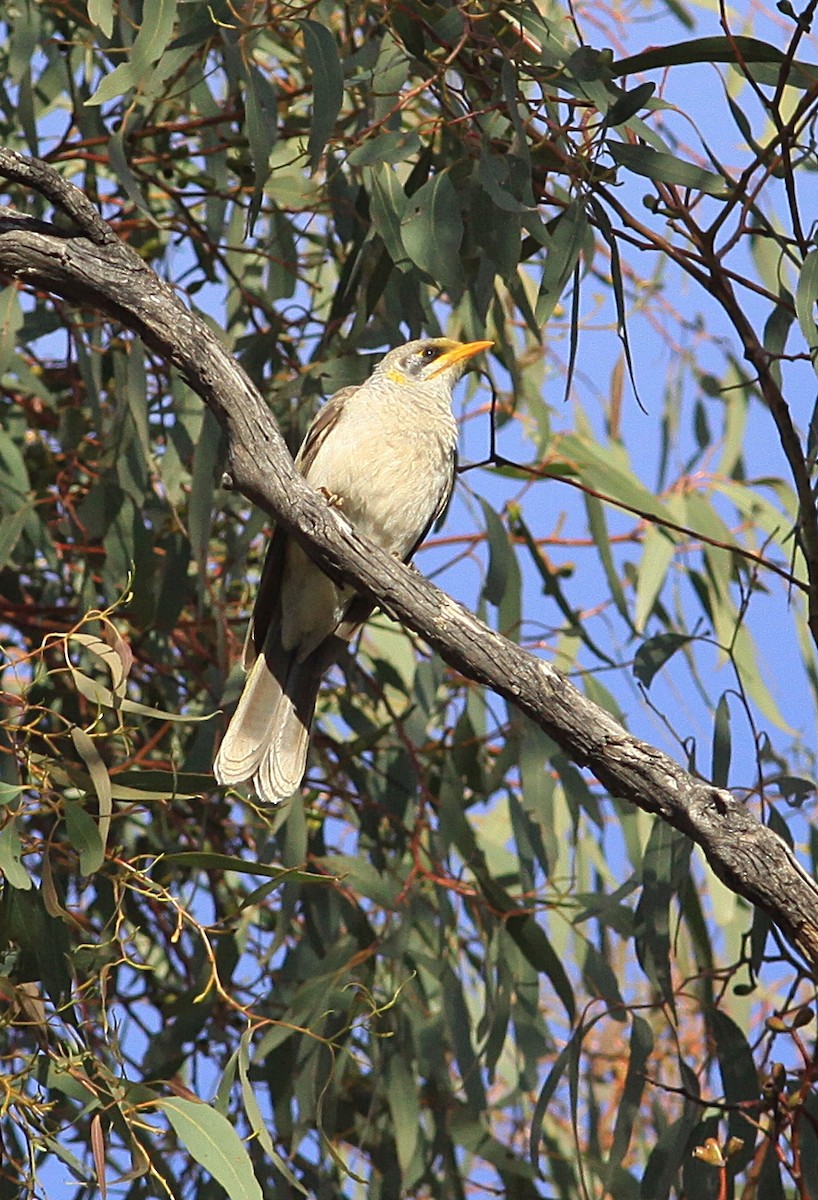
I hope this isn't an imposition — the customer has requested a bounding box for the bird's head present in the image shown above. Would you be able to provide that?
[376,337,492,390]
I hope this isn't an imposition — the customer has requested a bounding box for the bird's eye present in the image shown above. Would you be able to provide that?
[421,346,439,362]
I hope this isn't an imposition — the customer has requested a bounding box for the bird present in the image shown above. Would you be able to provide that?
[214,336,492,806]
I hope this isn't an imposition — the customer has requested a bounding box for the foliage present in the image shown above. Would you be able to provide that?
[1,0,818,1197]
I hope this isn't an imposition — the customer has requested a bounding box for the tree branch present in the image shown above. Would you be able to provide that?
[2,149,817,971]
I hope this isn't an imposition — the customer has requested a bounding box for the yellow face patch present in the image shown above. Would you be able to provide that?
[385,366,409,384]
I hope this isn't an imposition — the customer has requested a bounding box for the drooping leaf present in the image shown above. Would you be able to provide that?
[87,0,180,105]
[0,503,32,569]
[69,727,111,864]
[606,81,656,127]
[708,1009,759,1169]
[400,171,464,292]
[365,163,410,268]
[795,249,818,372]
[710,692,732,788]
[535,201,587,325]
[87,0,114,38]
[64,799,105,877]
[633,632,695,688]
[607,1016,654,1175]
[608,141,729,194]
[155,1098,262,1200]
[300,19,344,171]
[0,818,32,890]
[613,35,818,89]
[243,65,278,233]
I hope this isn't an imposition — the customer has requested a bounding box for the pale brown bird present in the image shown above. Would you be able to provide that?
[214,337,492,805]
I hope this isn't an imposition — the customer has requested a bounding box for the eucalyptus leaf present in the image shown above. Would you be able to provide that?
[155,1098,262,1200]
[608,140,729,194]
[300,19,344,170]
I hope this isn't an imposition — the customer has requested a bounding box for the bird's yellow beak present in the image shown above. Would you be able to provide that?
[427,339,493,378]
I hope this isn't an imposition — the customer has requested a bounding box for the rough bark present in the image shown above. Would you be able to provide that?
[2,149,817,971]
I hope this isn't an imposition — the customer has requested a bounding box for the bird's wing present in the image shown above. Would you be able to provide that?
[331,443,457,644]
[296,385,359,478]
[406,443,458,562]
[243,384,359,667]
[430,443,458,532]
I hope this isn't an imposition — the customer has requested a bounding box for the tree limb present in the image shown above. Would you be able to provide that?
[2,149,817,971]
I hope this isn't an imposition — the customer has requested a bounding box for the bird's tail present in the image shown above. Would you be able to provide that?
[214,642,330,805]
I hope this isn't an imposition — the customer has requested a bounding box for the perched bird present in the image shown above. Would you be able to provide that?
[214,337,492,805]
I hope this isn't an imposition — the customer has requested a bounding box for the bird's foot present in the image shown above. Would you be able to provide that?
[320,486,344,508]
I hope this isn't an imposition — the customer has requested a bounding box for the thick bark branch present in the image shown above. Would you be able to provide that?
[2,150,817,971]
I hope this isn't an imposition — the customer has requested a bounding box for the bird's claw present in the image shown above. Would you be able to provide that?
[320,487,343,508]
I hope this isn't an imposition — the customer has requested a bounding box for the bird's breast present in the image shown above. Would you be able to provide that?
[304,399,456,557]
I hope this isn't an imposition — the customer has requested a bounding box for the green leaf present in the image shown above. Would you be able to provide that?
[535,201,587,325]
[399,171,464,292]
[0,428,30,506]
[154,531,191,632]
[87,0,114,38]
[0,784,25,809]
[189,407,222,586]
[441,962,486,1110]
[584,492,632,628]
[776,775,815,805]
[795,248,818,370]
[237,1029,309,1194]
[157,852,332,886]
[711,693,731,788]
[300,19,344,170]
[69,728,111,864]
[385,1053,421,1175]
[64,800,105,877]
[477,148,533,214]
[606,81,656,127]
[471,179,522,281]
[107,130,155,219]
[0,284,24,380]
[581,943,626,1009]
[479,498,522,638]
[87,0,179,104]
[763,301,795,389]
[514,512,616,665]
[709,1009,758,1168]
[0,818,32,890]
[589,196,642,407]
[312,854,399,908]
[530,1025,585,1169]
[641,1067,701,1198]
[0,502,32,570]
[243,64,278,233]
[4,886,73,1005]
[730,620,794,733]
[155,1098,262,1200]
[613,35,818,90]
[558,433,666,519]
[68,665,215,722]
[365,164,409,268]
[347,129,421,167]
[607,1016,653,1174]
[633,632,694,688]
[635,525,676,632]
[608,140,728,195]
[634,820,691,1012]
[506,912,576,1022]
